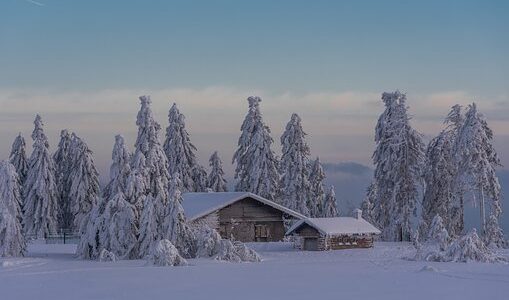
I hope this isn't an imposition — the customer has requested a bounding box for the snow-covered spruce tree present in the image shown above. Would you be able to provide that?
[421,105,464,238]
[9,134,29,187]
[134,96,171,257]
[484,214,507,248]
[308,157,326,217]
[368,91,425,241]
[232,96,279,202]
[279,113,311,216]
[67,134,100,232]
[455,103,503,239]
[426,215,450,251]
[100,135,140,259]
[207,151,228,192]
[323,186,339,218]
[23,115,59,238]
[361,183,377,225]
[164,175,195,258]
[0,161,26,257]
[192,165,208,192]
[53,129,74,230]
[164,103,201,192]
[103,191,138,259]
[76,202,103,259]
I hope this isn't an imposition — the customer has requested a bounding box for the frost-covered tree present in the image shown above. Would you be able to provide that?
[232,96,279,201]
[164,175,195,258]
[164,103,201,192]
[455,103,502,237]
[361,183,377,225]
[484,214,507,248]
[323,186,339,218]
[421,105,464,237]
[103,191,138,259]
[192,165,208,192]
[0,161,26,257]
[368,91,425,241]
[67,134,100,231]
[9,134,28,187]
[134,96,171,255]
[426,215,450,251]
[23,115,59,238]
[279,113,311,215]
[103,135,132,203]
[308,157,326,217]
[100,135,140,259]
[53,130,74,230]
[207,151,227,192]
[76,202,103,259]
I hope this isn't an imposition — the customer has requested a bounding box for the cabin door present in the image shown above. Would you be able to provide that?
[303,238,318,251]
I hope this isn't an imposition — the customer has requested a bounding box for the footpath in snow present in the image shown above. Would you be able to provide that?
[1,242,508,300]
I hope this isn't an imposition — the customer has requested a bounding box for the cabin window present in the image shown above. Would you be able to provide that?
[255,224,269,241]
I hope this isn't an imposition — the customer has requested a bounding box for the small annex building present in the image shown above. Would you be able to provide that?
[286,209,381,251]
[182,192,306,243]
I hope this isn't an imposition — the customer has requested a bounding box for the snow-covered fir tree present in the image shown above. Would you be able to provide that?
[103,190,138,259]
[279,113,311,216]
[164,175,195,258]
[455,103,502,238]
[421,105,464,237]
[308,157,326,217]
[207,151,228,192]
[323,186,339,218]
[67,134,100,231]
[163,103,201,192]
[361,183,377,225]
[23,115,59,238]
[0,161,26,257]
[232,96,279,202]
[53,129,74,230]
[368,91,425,241]
[484,214,506,248]
[192,165,208,192]
[426,215,450,251]
[134,96,171,256]
[9,134,29,187]
[101,135,140,259]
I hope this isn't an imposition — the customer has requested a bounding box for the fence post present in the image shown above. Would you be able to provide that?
[64,232,66,245]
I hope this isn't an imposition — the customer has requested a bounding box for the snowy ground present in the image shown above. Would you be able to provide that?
[1,242,508,300]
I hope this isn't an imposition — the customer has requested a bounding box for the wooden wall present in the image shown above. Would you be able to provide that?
[292,223,376,251]
[193,197,290,242]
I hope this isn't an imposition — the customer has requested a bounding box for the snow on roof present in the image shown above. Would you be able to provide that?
[182,192,306,221]
[286,217,381,236]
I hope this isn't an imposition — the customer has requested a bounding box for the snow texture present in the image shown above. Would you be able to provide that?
[148,239,188,267]
[2,242,509,300]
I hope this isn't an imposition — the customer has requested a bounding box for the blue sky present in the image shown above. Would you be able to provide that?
[0,0,508,179]
[1,0,508,94]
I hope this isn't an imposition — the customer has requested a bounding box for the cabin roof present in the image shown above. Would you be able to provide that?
[182,192,307,221]
[286,217,381,236]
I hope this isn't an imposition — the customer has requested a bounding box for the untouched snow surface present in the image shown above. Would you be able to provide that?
[1,242,508,300]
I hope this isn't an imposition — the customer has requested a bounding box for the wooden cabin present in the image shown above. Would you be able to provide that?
[286,210,381,251]
[182,192,306,242]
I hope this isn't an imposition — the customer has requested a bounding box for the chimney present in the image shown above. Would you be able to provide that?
[354,209,363,220]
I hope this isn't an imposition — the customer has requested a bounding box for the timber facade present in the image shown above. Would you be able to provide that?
[291,223,375,251]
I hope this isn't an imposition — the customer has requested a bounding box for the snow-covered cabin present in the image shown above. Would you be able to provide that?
[182,192,306,242]
[286,209,381,251]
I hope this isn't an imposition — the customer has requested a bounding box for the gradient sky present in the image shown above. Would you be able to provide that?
[1,0,508,183]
